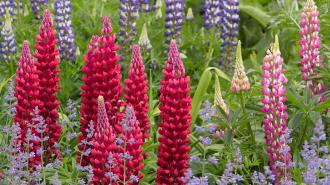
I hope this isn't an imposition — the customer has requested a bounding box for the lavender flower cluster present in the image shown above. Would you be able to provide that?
[164,0,185,44]
[54,0,76,62]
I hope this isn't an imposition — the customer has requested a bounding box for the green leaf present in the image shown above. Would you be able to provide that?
[240,3,271,27]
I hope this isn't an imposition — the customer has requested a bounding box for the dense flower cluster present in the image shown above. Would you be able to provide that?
[0,14,17,62]
[261,36,292,184]
[299,0,326,103]
[203,0,221,29]
[0,0,17,26]
[219,0,240,72]
[79,16,122,166]
[139,0,151,12]
[217,149,243,185]
[157,40,192,184]
[29,0,48,19]
[164,0,185,44]
[230,41,250,93]
[54,0,76,62]
[34,10,62,161]
[124,45,150,141]
[118,0,140,44]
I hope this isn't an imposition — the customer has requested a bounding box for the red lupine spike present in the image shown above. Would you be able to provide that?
[102,16,112,35]
[34,9,62,162]
[91,96,119,184]
[14,41,41,168]
[157,40,192,185]
[124,45,150,142]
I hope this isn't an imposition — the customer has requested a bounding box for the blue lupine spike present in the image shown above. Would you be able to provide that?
[0,13,17,62]
[29,0,48,19]
[203,0,221,29]
[118,0,140,44]
[139,0,151,12]
[54,0,76,62]
[164,0,185,44]
[0,0,18,26]
[219,0,240,73]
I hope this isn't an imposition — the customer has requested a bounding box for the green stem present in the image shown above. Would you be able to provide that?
[239,92,255,145]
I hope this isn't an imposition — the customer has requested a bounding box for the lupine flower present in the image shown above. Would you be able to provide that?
[219,0,240,73]
[14,41,41,168]
[157,40,192,184]
[164,0,185,44]
[214,75,230,115]
[54,0,76,62]
[230,41,250,93]
[34,10,62,161]
[90,96,119,184]
[0,13,17,62]
[138,23,152,50]
[261,36,292,184]
[29,0,48,19]
[117,105,144,184]
[124,45,150,141]
[139,0,151,12]
[0,0,17,26]
[118,0,140,44]
[203,0,221,29]
[155,0,163,19]
[186,7,194,20]
[299,0,326,103]
[79,16,122,166]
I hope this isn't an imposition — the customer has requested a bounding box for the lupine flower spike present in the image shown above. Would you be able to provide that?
[299,0,326,103]
[138,23,152,50]
[203,0,221,29]
[214,75,229,116]
[34,9,62,161]
[157,40,192,184]
[230,41,250,93]
[0,12,17,62]
[54,0,76,62]
[139,0,151,12]
[261,36,292,184]
[79,16,122,166]
[124,45,150,141]
[118,0,140,45]
[219,0,240,73]
[0,0,18,26]
[90,96,119,184]
[164,0,185,44]
[186,8,194,20]
[29,0,48,19]
[14,41,41,168]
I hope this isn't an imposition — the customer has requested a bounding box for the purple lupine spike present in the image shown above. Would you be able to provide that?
[164,0,185,44]
[261,36,293,184]
[29,0,48,19]
[0,0,17,26]
[0,14,17,62]
[299,0,326,103]
[54,0,76,62]
[118,0,140,44]
[139,0,151,12]
[219,0,240,73]
[203,0,221,29]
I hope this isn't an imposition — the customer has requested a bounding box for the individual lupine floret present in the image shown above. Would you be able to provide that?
[124,45,150,141]
[157,40,192,184]
[219,0,240,73]
[34,10,62,161]
[118,0,140,45]
[54,0,76,62]
[79,16,122,166]
[203,0,221,29]
[164,0,185,44]
[14,41,41,168]
[299,0,326,103]
[261,36,292,184]
[117,105,144,184]
[90,96,119,184]
[0,13,17,62]
[230,41,250,93]
[29,0,48,19]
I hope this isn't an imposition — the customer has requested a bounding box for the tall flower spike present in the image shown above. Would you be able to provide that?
[90,96,119,184]
[14,41,41,168]
[0,0,17,26]
[230,41,250,92]
[261,36,292,184]
[203,0,221,29]
[79,16,122,166]
[117,105,144,184]
[54,0,76,62]
[118,0,140,45]
[124,45,150,141]
[214,75,229,116]
[299,0,326,103]
[29,0,48,19]
[219,0,240,73]
[164,0,185,44]
[138,23,152,50]
[34,10,62,161]
[0,12,17,62]
[139,0,151,12]
[157,40,192,184]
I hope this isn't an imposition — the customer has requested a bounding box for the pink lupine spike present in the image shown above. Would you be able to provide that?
[102,16,113,36]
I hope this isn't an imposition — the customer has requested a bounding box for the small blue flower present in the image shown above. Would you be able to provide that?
[198,136,212,146]
[208,156,218,165]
